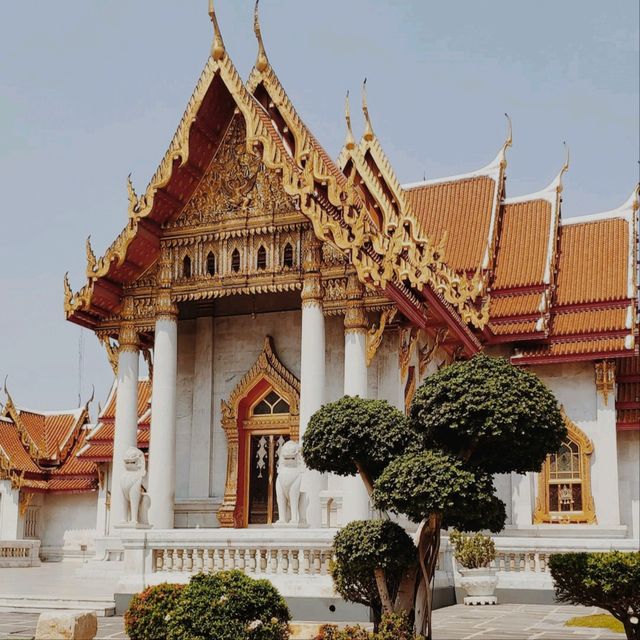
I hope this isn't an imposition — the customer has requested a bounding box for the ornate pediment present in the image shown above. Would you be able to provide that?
[167,115,298,231]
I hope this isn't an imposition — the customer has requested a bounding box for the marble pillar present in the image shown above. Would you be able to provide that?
[341,274,371,521]
[110,319,140,529]
[299,239,325,528]
[148,280,179,529]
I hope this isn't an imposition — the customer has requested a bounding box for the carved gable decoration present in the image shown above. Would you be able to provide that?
[169,116,297,229]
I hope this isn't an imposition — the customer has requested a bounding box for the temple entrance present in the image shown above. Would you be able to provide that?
[218,337,300,528]
[247,433,290,525]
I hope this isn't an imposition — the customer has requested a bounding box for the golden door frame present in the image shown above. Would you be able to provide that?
[533,408,596,524]
[217,336,300,528]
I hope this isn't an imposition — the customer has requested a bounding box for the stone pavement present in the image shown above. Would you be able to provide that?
[432,604,623,639]
[0,605,624,639]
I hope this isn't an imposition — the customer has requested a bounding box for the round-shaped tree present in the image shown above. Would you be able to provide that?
[331,520,417,627]
[303,354,566,640]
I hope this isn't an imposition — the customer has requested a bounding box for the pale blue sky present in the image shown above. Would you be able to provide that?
[0,1,638,412]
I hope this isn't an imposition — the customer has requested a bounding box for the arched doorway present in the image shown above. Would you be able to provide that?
[217,337,300,528]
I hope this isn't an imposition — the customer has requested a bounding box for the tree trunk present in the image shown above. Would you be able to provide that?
[413,514,442,640]
[374,568,393,613]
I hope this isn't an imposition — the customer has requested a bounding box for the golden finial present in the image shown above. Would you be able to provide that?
[63,272,73,303]
[254,0,268,72]
[362,78,374,142]
[344,91,356,150]
[557,141,570,193]
[504,113,513,150]
[208,0,225,61]
[86,236,96,274]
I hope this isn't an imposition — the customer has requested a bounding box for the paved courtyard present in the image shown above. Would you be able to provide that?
[0,604,624,639]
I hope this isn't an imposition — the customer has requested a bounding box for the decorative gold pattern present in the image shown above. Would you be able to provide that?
[366,307,397,367]
[99,337,119,376]
[594,360,615,406]
[344,273,367,333]
[217,336,300,528]
[18,491,34,518]
[399,326,419,381]
[418,327,448,377]
[534,409,596,524]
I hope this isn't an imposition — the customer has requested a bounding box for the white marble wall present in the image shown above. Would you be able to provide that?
[39,492,97,560]
[0,480,20,539]
[617,430,640,539]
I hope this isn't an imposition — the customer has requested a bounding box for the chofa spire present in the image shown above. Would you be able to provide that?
[253,0,269,72]
[344,91,356,150]
[208,0,225,61]
[361,78,374,142]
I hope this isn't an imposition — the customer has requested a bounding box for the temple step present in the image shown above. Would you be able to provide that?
[0,595,116,617]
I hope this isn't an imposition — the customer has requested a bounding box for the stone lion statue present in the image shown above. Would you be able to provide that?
[121,447,150,526]
[275,440,307,526]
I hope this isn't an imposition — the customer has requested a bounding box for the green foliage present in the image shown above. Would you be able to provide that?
[124,583,184,640]
[166,570,291,640]
[549,552,640,638]
[331,521,416,621]
[314,612,425,639]
[371,450,506,532]
[410,354,566,474]
[302,396,412,480]
[449,530,496,569]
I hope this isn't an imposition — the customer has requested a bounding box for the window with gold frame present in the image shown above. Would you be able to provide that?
[533,409,596,524]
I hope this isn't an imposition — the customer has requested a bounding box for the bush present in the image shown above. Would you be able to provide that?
[410,354,566,474]
[331,521,416,624]
[449,531,495,569]
[303,396,412,481]
[124,583,185,640]
[166,570,291,640]
[549,551,640,640]
[314,612,424,639]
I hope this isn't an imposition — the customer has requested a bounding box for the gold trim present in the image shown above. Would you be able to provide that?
[594,360,615,406]
[399,326,419,381]
[217,336,300,528]
[366,307,397,367]
[533,408,596,525]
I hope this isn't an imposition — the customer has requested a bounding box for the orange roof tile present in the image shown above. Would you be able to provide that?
[514,337,629,362]
[490,320,538,335]
[493,200,551,289]
[406,176,496,272]
[0,418,41,473]
[555,219,630,306]
[18,411,78,459]
[552,307,628,336]
[490,292,542,319]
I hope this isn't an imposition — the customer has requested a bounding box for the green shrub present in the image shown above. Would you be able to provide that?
[314,612,424,639]
[166,570,291,640]
[331,520,416,624]
[303,396,412,481]
[449,530,496,569]
[124,582,185,640]
[549,551,640,640]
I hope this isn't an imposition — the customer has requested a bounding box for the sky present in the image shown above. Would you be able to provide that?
[0,1,638,413]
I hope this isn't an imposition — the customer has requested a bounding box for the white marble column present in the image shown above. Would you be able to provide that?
[110,318,140,529]
[299,239,325,528]
[342,274,371,521]
[592,361,620,526]
[511,472,533,527]
[148,278,179,529]
[0,480,20,539]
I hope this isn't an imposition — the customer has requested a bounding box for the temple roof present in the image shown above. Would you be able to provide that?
[0,394,97,493]
[77,379,151,462]
[63,6,638,367]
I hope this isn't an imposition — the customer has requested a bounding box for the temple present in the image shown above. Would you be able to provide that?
[2,2,637,614]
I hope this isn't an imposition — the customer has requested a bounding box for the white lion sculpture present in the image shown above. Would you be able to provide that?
[120,447,150,526]
[275,440,307,526]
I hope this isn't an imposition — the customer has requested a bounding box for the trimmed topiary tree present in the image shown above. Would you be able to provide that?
[166,570,291,640]
[303,354,566,639]
[549,551,640,640]
[124,583,185,640]
[331,520,417,626]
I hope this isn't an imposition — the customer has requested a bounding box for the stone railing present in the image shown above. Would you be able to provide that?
[117,529,337,595]
[0,539,41,567]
